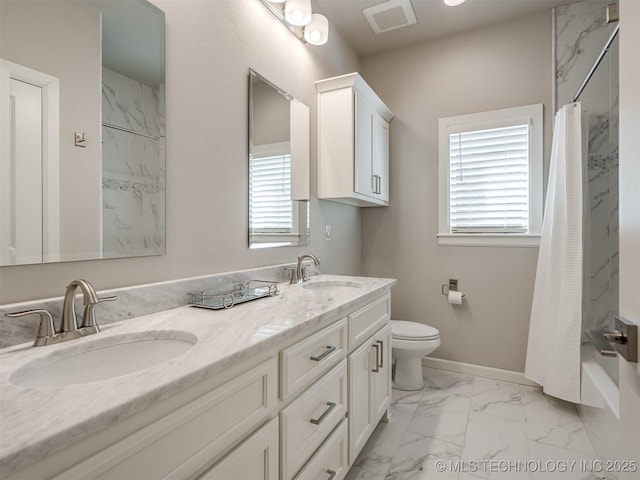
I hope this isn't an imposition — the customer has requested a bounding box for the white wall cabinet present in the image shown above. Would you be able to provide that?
[316,73,393,207]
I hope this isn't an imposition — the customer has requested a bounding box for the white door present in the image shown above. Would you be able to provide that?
[348,337,374,464]
[618,1,640,473]
[0,77,43,265]
[371,325,392,423]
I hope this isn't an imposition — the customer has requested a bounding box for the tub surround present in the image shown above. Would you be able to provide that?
[0,273,395,477]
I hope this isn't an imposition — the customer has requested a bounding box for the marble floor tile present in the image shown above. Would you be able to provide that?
[347,372,599,480]
[345,465,388,480]
[461,412,531,479]
[407,411,469,447]
[354,406,415,475]
[527,441,601,480]
[385,431,463,480]
[470,377,525,422]
[521,386,596,455]
[415,371,474,417]
[391,386,425,415]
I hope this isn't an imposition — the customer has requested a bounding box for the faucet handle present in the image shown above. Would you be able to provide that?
[81,295,117,332]
[98,295,118,303]
[284,267,299,284]
[5,309,56,347]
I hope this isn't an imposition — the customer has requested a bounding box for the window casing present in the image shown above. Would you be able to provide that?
[438,104,543,247]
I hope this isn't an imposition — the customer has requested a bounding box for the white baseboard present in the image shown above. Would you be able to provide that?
[421,357,540,387]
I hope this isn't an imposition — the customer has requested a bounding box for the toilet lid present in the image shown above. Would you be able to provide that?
[391,320,440,340]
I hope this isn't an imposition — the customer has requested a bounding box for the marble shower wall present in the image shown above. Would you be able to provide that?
[101,67,166,258]
[555,0,619,335]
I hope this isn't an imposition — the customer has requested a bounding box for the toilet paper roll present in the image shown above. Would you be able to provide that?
[448,290,464,305]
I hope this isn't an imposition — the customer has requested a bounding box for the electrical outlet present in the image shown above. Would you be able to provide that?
[325,224,332,241]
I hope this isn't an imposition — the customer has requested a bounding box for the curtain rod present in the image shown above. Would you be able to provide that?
[572,23,620,103]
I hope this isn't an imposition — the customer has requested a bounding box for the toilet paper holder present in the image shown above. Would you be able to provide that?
[441,279,465,297]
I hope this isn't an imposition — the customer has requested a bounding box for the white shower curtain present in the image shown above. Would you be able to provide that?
[525,102,585,403]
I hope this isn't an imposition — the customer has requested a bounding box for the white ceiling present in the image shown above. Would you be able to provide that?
[313,0,575,56]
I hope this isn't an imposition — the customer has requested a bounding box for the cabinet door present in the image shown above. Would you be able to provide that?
[199,417,279,480]
[371,324,392,423]
[372,112,389,203]
[347,337,374,465]
[354,92,375,199]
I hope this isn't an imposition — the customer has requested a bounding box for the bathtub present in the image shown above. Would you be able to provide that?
[579,344,623,469]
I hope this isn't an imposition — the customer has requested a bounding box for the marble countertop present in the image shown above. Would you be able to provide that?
[0,274,395,476]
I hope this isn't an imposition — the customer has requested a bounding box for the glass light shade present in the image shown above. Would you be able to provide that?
[444,0,466,5]
[304,13,328,45]
[285,0,312,26]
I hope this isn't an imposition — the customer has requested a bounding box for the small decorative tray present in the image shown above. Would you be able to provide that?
[188,280,278,310]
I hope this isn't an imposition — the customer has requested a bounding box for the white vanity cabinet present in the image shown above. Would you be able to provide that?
[315,73,394,207]
[4,287,393,480]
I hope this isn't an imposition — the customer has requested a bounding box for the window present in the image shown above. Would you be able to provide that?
[438,104,543,247]
[250,152,293,233]
[249,142,307,248]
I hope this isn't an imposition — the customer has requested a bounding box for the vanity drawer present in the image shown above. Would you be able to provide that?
[57,358,278,480]
[293,419,348,480]
[348,293,390,349]
[281,359,348,480]
[280,318,347,401]
[198,417,279,480]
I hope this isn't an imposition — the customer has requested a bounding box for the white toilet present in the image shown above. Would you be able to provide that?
[391,320,441,391]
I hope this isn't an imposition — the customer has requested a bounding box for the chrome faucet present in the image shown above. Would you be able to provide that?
[290,254,320,284]
[4,279,116,346]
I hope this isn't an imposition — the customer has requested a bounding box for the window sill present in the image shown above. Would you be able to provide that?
[437,234,541,247]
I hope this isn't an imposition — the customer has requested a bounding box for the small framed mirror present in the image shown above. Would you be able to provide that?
[248,70,309,248]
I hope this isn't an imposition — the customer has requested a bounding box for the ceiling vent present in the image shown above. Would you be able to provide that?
[363,0,417,35]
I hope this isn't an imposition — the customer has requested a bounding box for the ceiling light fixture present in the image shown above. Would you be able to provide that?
[443,0,467,6]
[304,13,329,45]
[285,0,312,26]
[261,0,329,46]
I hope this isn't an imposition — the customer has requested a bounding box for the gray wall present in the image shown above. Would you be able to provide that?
[0,0,361,304]
[359,11,554,372]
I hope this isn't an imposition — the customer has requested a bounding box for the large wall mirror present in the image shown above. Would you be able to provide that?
[0,0,165,266]
[248,70,309,249]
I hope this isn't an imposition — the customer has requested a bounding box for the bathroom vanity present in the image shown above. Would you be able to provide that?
[0,274,395,480]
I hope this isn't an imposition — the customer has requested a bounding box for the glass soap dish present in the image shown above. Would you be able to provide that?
[188,280,278,310]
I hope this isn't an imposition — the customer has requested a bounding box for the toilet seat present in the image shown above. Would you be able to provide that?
[391,320,439,341]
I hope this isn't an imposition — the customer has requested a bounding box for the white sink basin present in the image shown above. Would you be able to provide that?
[303,280,362,290]
[10,331,197,388]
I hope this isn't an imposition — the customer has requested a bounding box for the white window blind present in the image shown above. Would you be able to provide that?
[249,153,293,232]
[449,124,530,233]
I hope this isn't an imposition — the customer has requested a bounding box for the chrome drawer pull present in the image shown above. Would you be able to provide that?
[377,340,384,368]
[310,345,336,362]
[310,402,337,425]
[326,469,337,480]
[372,343,380,373]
